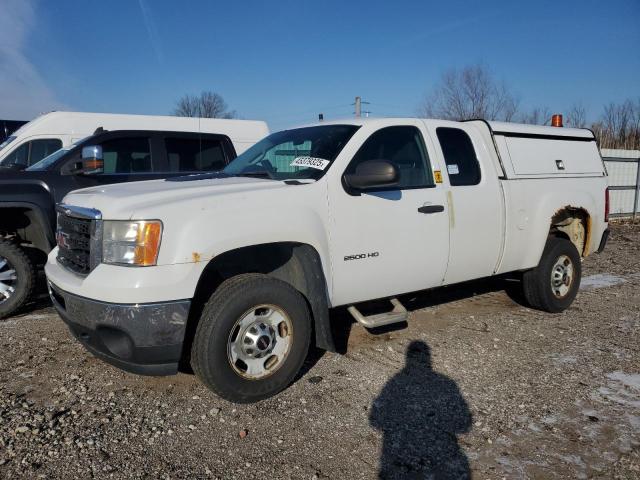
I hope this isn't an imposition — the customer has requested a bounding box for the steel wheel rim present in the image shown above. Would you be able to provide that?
[550,254,574,298]
[0,256,17,305]
[227,304,293,380]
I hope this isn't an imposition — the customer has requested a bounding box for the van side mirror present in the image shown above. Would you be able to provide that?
[343,159,399,190]
[79,145,104,175]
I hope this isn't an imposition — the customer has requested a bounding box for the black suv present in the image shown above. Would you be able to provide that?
[0,129,238,318]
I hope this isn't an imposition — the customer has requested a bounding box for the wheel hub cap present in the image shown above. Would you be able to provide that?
[227,305,293,380]
[551,255,574,298]
[0,256,17,305]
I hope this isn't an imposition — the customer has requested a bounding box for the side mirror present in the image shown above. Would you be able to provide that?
[79,145,104,175]
[343,159,399,190]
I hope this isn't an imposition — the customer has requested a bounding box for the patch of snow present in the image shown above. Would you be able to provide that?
[580,274,626,290]
[607,371,640,390]
[549,353,578,365]
[596,371,640,408]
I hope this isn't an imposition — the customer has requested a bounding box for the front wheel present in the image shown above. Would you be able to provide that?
[0,240,36,319]
[191,273,311,403]
[522,236,582,313]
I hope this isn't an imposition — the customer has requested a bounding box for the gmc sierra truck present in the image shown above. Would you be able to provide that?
[45,117,609,403]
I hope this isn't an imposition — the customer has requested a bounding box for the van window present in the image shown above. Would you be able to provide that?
[2,142,29,166]
[29,139,63,165]
[436,128,481,186]
[0,138,62,167]
[165,137,226,172]
[346,126,434,189]
[100,137,152,174]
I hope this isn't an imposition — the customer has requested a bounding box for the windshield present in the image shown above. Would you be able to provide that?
[224,125,359,180]
[0,136,15,152]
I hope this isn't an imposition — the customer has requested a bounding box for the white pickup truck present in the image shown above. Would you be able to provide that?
[45,118,609,402]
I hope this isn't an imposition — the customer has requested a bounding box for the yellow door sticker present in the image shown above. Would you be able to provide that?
[434,170,443,183]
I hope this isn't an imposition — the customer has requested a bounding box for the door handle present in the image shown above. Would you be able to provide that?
[417,205,444,214]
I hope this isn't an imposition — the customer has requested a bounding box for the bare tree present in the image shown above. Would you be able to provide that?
[419,64,519,121]
[173,91,236,118]
[518,106,552,126]
[566,103,587,128]
[591,99,640,149]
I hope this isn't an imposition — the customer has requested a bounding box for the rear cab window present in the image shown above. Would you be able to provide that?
[436,127,481,186]
[164,135,229,172]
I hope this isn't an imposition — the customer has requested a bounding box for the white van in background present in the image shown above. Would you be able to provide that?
[0,111,269,170]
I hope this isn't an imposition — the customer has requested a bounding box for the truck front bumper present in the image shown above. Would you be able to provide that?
[48,282,190,376]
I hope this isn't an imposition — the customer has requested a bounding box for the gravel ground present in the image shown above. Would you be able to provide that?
[1,222,639,479]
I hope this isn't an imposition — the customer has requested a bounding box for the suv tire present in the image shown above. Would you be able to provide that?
[522,236,581,313]
[191,273,312,403]
[0,240,36,319]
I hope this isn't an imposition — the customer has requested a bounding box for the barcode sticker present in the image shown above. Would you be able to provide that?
[291,156,330,170]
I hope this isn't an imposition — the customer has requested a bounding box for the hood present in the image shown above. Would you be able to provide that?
[0,163,26,172]
[63,175,304,219]
[0,169,50,182]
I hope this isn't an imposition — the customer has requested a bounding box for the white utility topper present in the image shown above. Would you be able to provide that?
[0,111,268,169]
[46,116,609,402]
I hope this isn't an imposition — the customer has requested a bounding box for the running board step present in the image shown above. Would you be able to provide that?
[347,298,408,329]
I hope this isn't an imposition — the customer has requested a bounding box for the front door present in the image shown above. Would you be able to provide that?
[328,122,450,307]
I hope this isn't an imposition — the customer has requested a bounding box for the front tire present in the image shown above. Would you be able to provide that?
[0,240,36,319]
[191,273,312,403]
[522,236,581,313]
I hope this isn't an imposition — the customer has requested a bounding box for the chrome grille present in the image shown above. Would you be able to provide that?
[56,205,102,275]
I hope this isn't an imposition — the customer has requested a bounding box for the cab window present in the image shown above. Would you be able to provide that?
[346,126,434,189]
[100,137,153,173]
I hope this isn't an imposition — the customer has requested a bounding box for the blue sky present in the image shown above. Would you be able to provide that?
[1,0,638,130]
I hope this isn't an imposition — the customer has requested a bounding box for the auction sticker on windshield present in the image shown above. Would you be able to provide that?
[291,156,330,170]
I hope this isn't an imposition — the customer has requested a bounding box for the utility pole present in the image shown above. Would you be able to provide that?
[353,96,370,118]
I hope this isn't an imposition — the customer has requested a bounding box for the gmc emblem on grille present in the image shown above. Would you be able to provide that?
[56,230,70,249]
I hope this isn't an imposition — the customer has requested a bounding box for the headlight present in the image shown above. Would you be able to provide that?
[102,220,162,266]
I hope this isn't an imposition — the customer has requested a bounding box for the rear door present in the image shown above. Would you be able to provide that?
[426,122,504,284]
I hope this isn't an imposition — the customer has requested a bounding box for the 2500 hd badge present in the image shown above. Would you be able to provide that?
[344,251,380,261]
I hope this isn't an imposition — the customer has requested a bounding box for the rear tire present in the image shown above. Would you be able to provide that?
[522,236,581,313]
[191,273,311,403]
[0,240,36,319]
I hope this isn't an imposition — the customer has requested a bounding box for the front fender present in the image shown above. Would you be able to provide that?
[0,201,55,252]
[150,185,333,295]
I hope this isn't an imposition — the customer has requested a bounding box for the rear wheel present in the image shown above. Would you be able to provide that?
[522,236,581,313]
[191,273,311,403]
[0,240,36,319]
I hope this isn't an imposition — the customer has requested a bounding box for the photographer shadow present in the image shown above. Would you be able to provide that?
[369,341,472,479]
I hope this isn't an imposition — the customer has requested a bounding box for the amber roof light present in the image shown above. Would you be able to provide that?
[551,114,563,127]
